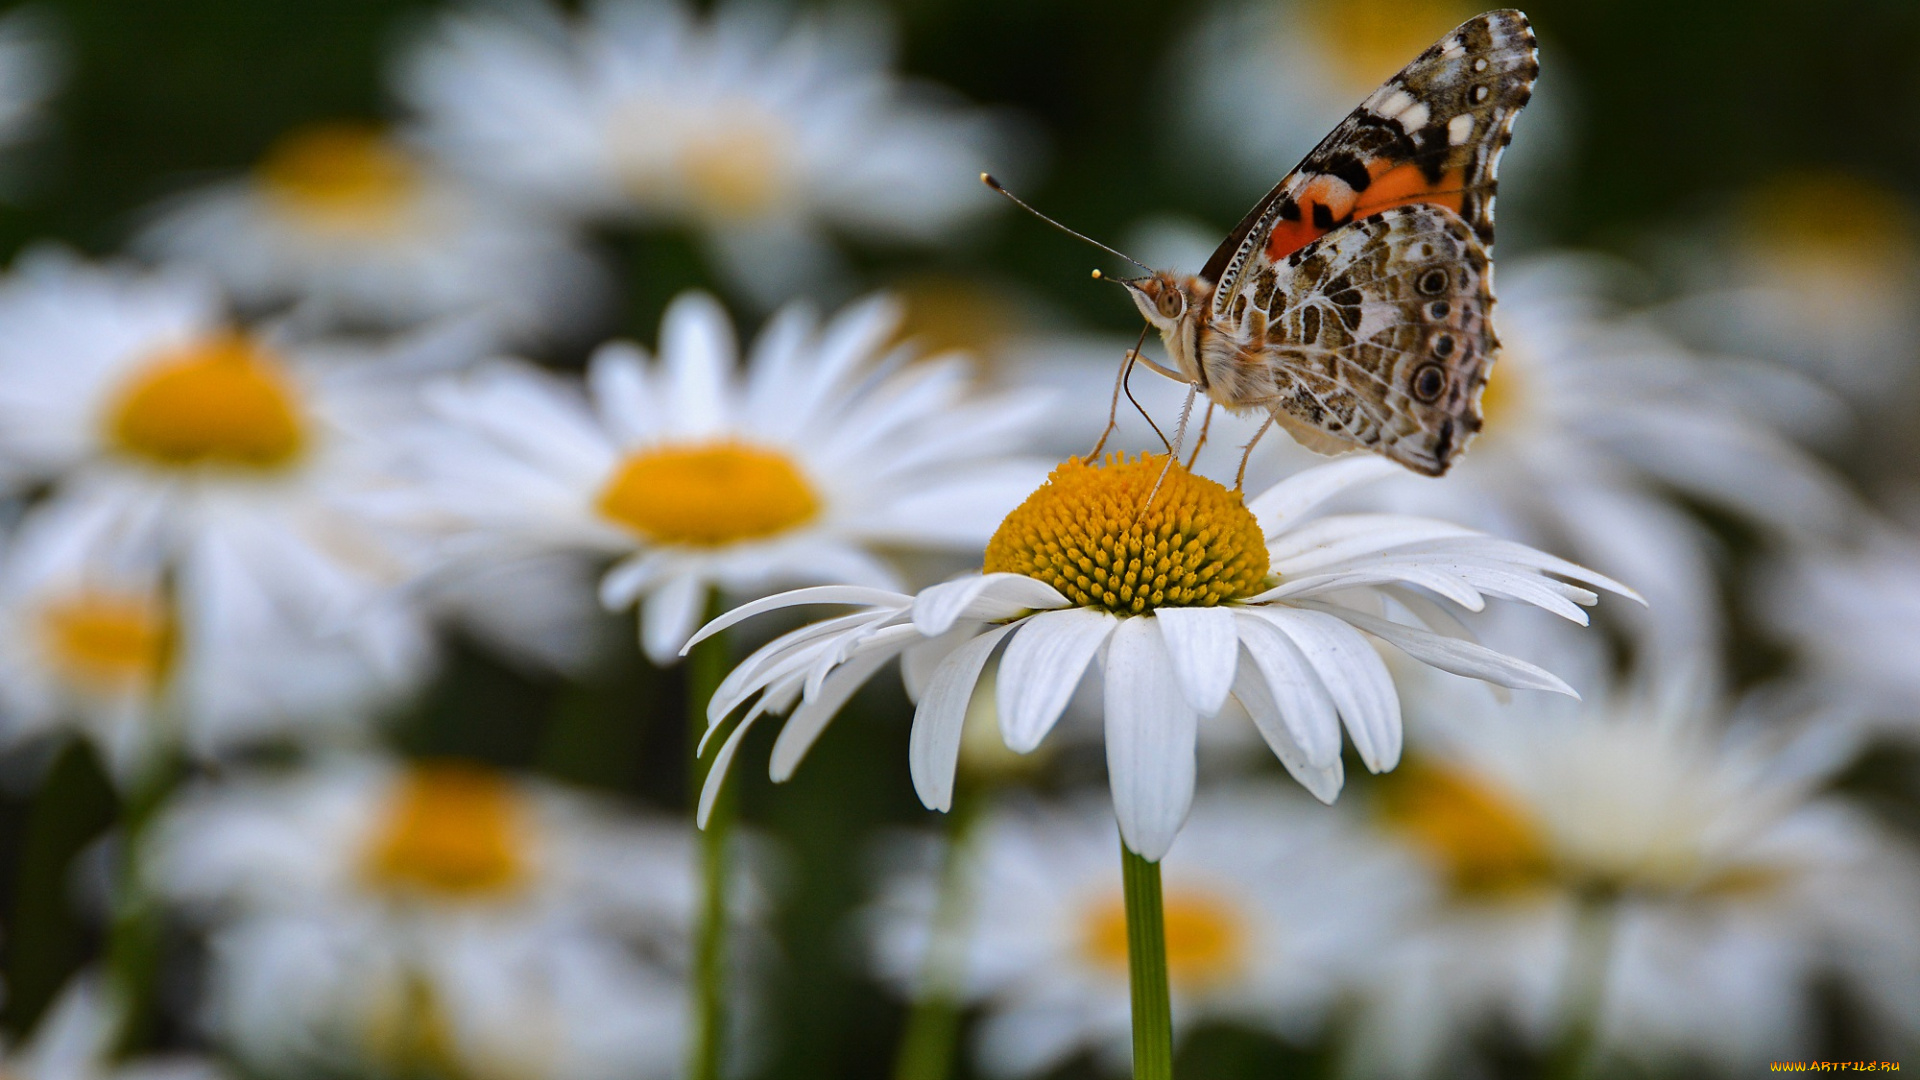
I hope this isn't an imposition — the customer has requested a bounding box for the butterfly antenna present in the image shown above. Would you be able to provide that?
[981,174,1153,275]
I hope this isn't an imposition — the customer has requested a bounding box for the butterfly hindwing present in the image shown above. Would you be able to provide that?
[1202,9,1538,316]
[1215,205,1494,476]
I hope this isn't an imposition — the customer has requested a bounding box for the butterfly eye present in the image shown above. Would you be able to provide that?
[1410,364,1448,403]
[1157,291,1182,318]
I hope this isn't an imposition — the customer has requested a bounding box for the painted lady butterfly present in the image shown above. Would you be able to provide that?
[1123,9,1538,476]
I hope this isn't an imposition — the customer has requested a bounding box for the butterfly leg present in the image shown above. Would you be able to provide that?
[1089,325,1154,459]
[1234,415,1276,492]
[1185,402,1216,469]
[1145,383,1200,510]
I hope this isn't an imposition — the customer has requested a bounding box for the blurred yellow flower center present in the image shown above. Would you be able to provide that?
[1084,889,1247,989]
[40,591,175,691]
[597,441,820,547]
[107,333,307,470]
[679,114,791,218]
[364,763,533,899]
[1375,760,1553,896]
[1741,171,1914,270]
[257,121,421,231]
[1474,348,1527,436]
[984,455,1269,615]
[1301,0,1477,89]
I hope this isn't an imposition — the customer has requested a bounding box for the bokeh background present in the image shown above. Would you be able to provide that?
[1,0,1918,1078]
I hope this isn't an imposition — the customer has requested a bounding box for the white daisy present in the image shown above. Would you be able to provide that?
[1344,649,1920,1077]
[1339,255,1856,675]
[866,789,1425,1077]
[407,288,1050,666]
[0,249,447,767]
[1760,523,1920,730]
[2,975,226,1080]
[144,755,748,1080]
[135,121,606,343]
[689,451,1636,860]
[394,0,1006,303]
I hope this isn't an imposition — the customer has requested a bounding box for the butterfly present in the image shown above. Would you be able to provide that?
[1120,9,1538,477]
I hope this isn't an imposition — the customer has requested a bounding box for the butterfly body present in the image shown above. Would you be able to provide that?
[1126,9,1538,476]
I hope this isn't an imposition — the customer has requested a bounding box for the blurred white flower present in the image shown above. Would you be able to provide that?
[1345,652,1920,1077]
[0,7,61,166]
[865,790,1424,1078]
[1340,255,1856,677]
[1761,524,1920,729]
[147,756,742,1080]
[408,289,1050,666]
[135,122,606,344]
[0,250,448,770]
[0,975,225,1080]
[395,0,1007,303]
[692,453,1634,860]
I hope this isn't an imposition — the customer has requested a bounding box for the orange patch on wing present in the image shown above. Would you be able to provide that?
[1264,164,1468,261]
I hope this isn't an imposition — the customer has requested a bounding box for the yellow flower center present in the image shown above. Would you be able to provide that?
[984,455,1269,615]
[39,591,175,692]
[891,276,1026,362]
[1300,0,1478,91]
[1375,759,1554,896]
[106,333,307,470]
[363,762,533,900]
[257,121,422,232]
[1083,888,1248,990]
[1740,171,1914,269]
[678,115,791,219]
[1473,346,1528,438]
[596,441,821,547]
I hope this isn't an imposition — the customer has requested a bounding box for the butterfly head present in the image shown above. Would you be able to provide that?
[1121,271,1194,334]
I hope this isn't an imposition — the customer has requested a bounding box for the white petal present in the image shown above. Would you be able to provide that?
[1230,611,1342,767]
[599,550,675,610]
[1251,607,1402,773]
[1231,661,1345,803]
[659,291,735,437]
[1244,455,1400,534]
[683,585,910,653]
[1151,607,1239,716]
[641,574,707,665]
[697,709,766,827]
[909,623,1017,812]
[900,623,978,702]
[994,608,1117,753]
[769,648,899,781]
[1294,600,1579,697]
[911,573,1068,637]
[1104,617,1198,861]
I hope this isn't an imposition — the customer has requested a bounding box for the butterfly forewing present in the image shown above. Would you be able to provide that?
[1203,9,1538,316]
[1225,205,1493,476]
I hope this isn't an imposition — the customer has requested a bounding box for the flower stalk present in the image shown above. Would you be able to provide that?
[1545,886,1618,1080]
[1121,841,1174,1080]
[891,778,986,1080]
[688,593,734,1080]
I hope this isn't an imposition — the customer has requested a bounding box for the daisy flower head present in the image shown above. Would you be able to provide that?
[1337,255,1856,676]
[145,755,754,1080]
[0,250,446,765]
[690,451,1636,861]
[865,789,1425,1077]
[135,121,606,343]
[1344,650,1920,1077]
[410,288,1051,666]
[1,975,226,1080]
[395,0,1007,303]
[1761,523,1920,730]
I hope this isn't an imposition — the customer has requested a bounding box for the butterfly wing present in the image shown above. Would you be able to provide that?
[1215,205,1493,476]
[1201,9,1538,315]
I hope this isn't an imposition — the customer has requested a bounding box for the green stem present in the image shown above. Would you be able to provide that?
[1544,888,1618,1080]
[106,749,184,1058]
[891,781,987,1080]
[687,597,733,1080]
[1121,842,1174,1080]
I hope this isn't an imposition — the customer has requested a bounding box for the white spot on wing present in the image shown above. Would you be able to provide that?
[1375,89,1417,120]
[1400,102,1431,131]
[1448,114,1475,145]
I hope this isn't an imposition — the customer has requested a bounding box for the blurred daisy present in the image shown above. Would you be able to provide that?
[1173,0,1567,236]
[146,755,743,1080]
[136,121,605,343]
[1,975,225,1080]
[0,250,445,767]
[1341,255,1856,675]
[395,0,1005,302]
[1345,654,1920,1077]
[1760,524,1920,729]
[866,790,1423,1077]
[691,451,1635,860]
[409,289,1049,666]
